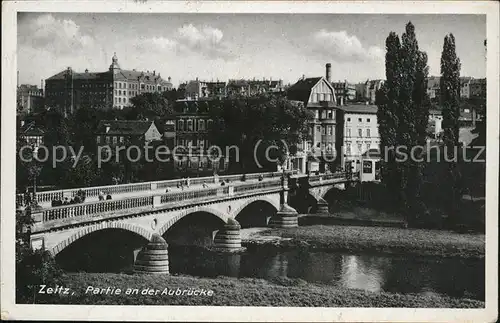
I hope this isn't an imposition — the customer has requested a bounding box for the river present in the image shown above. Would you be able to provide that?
[168,245,484,301]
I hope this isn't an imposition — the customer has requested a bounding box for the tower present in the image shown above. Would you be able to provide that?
[109,52,121,74]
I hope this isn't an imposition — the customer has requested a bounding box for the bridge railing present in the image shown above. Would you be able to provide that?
[18,170,297,206]
[35,178,284,225]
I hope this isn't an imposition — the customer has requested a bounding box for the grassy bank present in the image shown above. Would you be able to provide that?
[245,225,484,259]
[29,272,483,308]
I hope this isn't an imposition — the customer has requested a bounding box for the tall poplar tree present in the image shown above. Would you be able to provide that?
[376,32,401,205]
[377,22,430,221]
[440,33,462,223]
[440,34,461,150]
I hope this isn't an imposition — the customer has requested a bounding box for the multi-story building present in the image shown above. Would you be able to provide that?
[183,79,227,100]
[337,104,380,178]
[460,77,473,98]
[426,76,441,100]
[17,84,44,115]
[95,120,162,147]
[362,79,385,104]
[18,120,45,148]
[164,99,228,175]
[45,53,173,115]
[287,63,340,173]
[332,80,356,105]
[469,78,486,98]
[226,78,284,96]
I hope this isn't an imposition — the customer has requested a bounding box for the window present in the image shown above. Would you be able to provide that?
[207,119,213,129]
[199,119,205,131]
[316,126,321,133]
[358,118,362,122]
[321,110,326,119]
[346,143,351,154]
[120,136,124,143]
[96,136,101,144]
[347,128,351,137]
[187,119,193,131]
[347,117,351,122]
[328,126,332,135]
[198,139,204,146]
[106,136,110,144]
[367,129,371,138]
[367,118,371,122]
[322,126,326,135]
[114,90,117,95]
[358,128,362,137]
[113,136,117,144]
[357,143,362,153]
[178,120,184,131]
[328,110,333,119]
[124,98,127,103]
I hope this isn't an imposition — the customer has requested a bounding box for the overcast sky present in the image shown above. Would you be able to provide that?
[17,13,486,87]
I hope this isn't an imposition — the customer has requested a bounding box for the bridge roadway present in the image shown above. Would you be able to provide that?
[18,171,295,208]
[29,172,349,233]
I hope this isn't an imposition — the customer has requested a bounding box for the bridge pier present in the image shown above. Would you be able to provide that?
[213,219,242,251]
[269,204,299,228]
[316,197,330,215]
[134,234,169,274]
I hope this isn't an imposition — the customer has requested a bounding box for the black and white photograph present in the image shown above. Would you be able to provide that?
[1,1,498,322]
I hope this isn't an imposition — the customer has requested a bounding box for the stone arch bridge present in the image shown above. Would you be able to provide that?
[26,172,351,273]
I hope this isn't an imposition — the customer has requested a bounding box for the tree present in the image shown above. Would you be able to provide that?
[376,22,430,222]
[440,33,463,224]
[440,34,461,150]
[208,95,313,173]
[376,32,402,206]
[127,92,174,120]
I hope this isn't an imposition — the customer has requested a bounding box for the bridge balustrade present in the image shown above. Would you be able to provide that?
[18,170,297,206]
[36,178,284,225]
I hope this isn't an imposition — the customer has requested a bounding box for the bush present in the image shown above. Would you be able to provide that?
[16,245,64,303]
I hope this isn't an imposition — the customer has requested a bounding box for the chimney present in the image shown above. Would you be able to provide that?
[85,69,89,73]
[326,63,332,83]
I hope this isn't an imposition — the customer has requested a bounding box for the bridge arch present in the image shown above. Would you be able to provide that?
[157,205,228,236]
[50,222,152,256]
[231,195,280,219]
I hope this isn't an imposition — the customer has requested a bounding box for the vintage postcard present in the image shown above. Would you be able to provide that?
[1,1,499,322]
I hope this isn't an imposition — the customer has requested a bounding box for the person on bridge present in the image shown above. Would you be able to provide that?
[98,191,104,201]
[24,190,32,207]
[202,182,208,188]
[186,177,191,187]
[258,174,264,182]
[165,188,170,193]
[220,180,226,186]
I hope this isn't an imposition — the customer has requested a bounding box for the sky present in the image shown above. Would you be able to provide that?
[17,13,486,87]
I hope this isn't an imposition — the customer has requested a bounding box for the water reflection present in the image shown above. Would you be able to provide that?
[168,245,484,300]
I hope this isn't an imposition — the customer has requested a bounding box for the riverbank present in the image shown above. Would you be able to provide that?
[242,225,485,259]
[30,272,483,308]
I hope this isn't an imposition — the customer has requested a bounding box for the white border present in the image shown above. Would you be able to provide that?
[1,1,498,322]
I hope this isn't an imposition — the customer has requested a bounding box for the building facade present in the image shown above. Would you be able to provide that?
[45,53,173,115]
[183,79,227,100]
[338,104,380,176]
[332,80,356,105]
[164,99,228,175]
[428,109,443,139]
[17,84,44,115]
[426,76,441,100]
[95,120,162,147]
[226,79,284,96]
[18,121,45,148]
[287,63,340,173]
[362,79,385,104]
[469,78,486,98]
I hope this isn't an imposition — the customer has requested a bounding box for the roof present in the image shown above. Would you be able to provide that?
[338,104,377,114]
[286,77,322,103]
[114,70,171,85]
[96,120,155,136]
[46,69,111,81]
[18,121,45,136]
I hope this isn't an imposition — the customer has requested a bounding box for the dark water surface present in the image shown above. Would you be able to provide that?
[169,245,484,301]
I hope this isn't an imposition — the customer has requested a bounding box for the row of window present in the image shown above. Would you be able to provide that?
[311,125,335,136]
[176,139,211,147]
[310,93,333,103]
[345,142,377,155]
[177,119,213,132]
[346,117,371,123]
[114,97,128,104]
[314,109,335,120]
[346,128,372,138]
[115,82,166,92]
[97,136,125,144]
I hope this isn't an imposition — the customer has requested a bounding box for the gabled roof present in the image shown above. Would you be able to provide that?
[46,69,111,81]
[114,70,171,85]
[338,104,377,114]
[96,120,155,136]
[286,77,322,103]
[18,121,45,136]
